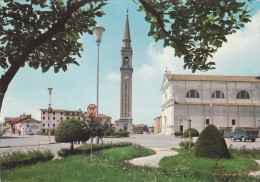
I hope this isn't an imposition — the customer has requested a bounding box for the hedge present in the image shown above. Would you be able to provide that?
[0,149,54,169]
[57,142,132,158]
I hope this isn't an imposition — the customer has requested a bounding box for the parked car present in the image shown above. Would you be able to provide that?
[229,127,259,142]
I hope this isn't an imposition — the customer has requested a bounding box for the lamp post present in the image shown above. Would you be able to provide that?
[92,25,105,144]
[188,119,192,154]
[47,88,53,142]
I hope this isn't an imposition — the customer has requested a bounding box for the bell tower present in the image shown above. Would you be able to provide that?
[119,10,133,132]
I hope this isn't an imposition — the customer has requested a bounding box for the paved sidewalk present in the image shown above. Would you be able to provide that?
[250,160,260,177]
[129,147,178,168]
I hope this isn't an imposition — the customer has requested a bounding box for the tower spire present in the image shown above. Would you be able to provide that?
[123,9,131,48]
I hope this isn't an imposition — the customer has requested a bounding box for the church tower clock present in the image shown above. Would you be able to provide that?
[119,11,133,132]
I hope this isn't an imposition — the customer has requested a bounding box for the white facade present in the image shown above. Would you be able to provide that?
[161,73,260,135]
[38,109,83,133]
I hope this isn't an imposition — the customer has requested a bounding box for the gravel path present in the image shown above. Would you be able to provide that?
[129,147,178,168]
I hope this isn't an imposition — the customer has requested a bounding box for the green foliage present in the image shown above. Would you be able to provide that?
[138,0,253,72]
[0,149,54,169]
[230,145,260,160]
[57,142,133,158]
[2,146,171,182]
[50,129,55,136]
[55,119,90,150]
[183,128,199,138]
[87,115,109,138]
[115,129,129,137]
[0,0,107,72]
[194,125,230,159]
[159,153,259,181]
[179,140,195,150]
[104,127,115,136]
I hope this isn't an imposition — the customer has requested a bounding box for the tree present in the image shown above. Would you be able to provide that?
[194,125,230,159]
[86,115,109,144]
[183,128,199,138]
[0,0,106,113]
[55,119,90,151]
[138,0,253,72]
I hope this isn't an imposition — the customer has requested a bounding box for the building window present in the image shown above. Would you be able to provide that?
[53,117,55,120]
[53,124,55,127]
[66,117,69,120]
[206,119,210,125]
[107,119,109,122]
[53,112,55,115]
[237,91,250,99]
[78,117,80,120]
[43,112,45,115]
[186,89,200,98]
[43,123,45,127]
[27,125,29,128]
[232,119,236,125]
[43,116,45,120]
[61,112,63,115]
[100,119,102,121]
[212,90,224,98]
[60,117,63,121]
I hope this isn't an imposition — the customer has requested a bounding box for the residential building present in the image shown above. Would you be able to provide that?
[83,113,112,126]
[161,73,260,135]
[154,116,162,134]
[4,114,41,135]
[38,109,83,133]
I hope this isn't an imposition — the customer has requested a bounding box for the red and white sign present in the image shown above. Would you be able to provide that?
[87,104,97,115]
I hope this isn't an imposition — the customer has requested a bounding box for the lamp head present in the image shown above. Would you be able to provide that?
[92,26,105,44]
[48,88,53,94]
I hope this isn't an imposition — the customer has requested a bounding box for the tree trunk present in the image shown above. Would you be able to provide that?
[71,141,74,151]
[0,63,21,114]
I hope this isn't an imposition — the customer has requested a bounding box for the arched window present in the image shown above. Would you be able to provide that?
[124,56,129,66]
[237,90,250,99]
[186,89,200,98]
[212,90,225,99]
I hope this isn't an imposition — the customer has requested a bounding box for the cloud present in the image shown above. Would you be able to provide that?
[1,97,40,120]
[106,72,120,81]
[139,10,260,77]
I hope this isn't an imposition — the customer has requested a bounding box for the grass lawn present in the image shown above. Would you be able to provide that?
[1,144,196,182]
[2,144,259,182]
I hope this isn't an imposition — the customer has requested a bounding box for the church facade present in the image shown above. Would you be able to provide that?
[161,72,260,135]
[117,12,133,132]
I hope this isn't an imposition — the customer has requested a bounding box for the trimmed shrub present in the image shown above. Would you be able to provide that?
[0,149,54,169]
[183,128,199,138]
[55,119,90,151]
[104,127,115,136]
[115,129,129,137]
[57,142,132,158]
[179,140,195,150]
[194,125,230,159]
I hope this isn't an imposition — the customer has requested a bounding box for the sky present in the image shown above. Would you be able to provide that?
[1,0,260,126]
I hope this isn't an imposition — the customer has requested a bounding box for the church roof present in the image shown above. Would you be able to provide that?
[168,74,260,83]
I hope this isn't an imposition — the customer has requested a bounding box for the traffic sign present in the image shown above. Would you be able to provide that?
[87,104,97,115]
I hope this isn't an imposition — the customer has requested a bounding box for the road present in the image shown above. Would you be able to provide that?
[0,134,259,156]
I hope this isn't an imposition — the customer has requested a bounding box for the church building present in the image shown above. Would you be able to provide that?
[117,12,133,132]
[161,71,260,135]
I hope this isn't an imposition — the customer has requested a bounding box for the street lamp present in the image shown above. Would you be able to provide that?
[48,87,53,142]
[92,25,105,144]
[188,119,192,154]
[92,26,105,121]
